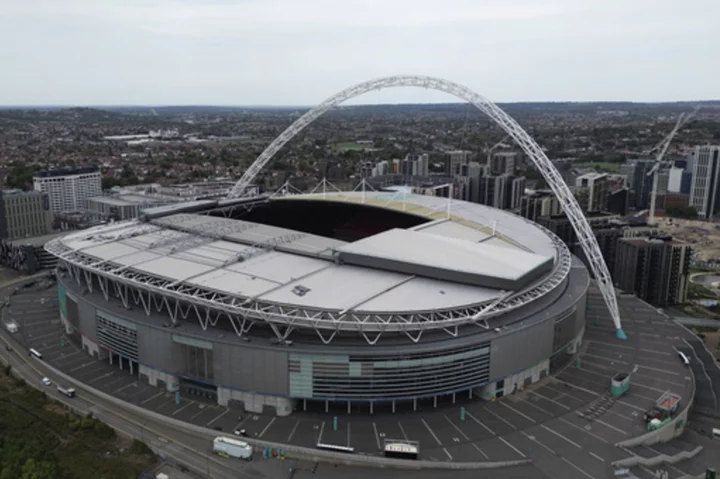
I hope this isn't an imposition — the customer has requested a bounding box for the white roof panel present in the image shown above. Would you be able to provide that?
[82,242,139,261]
[227,251,330,284]
[135,256,216,280]
[188,269,278,296]
[413,220,491,243]
[259,265,410,310]
[114,250,162,267]
[359,276,501,312]
[173,241,253,266]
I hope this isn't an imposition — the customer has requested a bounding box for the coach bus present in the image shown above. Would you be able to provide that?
[383,440,419,460]
[29,348,43,360]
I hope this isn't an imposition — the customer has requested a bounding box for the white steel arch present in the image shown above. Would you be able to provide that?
[229,75,626,338]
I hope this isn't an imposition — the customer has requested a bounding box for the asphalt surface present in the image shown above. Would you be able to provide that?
[4,278,720,478]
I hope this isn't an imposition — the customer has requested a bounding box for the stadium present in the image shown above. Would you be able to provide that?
[46,190,588,416]
[44,75,618,417]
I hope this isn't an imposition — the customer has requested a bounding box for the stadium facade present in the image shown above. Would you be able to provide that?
[47,191,588,416]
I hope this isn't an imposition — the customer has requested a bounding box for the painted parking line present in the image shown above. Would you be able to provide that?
[444,415,469,440]
[141,391,165,405]
[465,410,495,435]
[317,421,325,443]
[562,456,596,479]
[88,371,115,384]
[529,390,570,411]
[443,448,453,460]
[114,382,138,393]
[540,424,581,448]
[558,417,608,444]
[420,418,442,445]
[472,443,489,459]
[498,437,525,458]
[207,409,229,426]
[590,452,605,462]
[483,406,516,429]
[287,420,300,442]
[258,417,275,438]
[518,396,554,416]
[346,422,351,447]
[171,401,194,416]
[70,361,98,373]
[521,430,556,455]
[397,421,409,440]
[372,422,382,450]
[592,418,628,436]
[497,401,536,423]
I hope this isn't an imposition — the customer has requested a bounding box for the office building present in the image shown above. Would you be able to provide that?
[86,194,176,222]
[614,236,691,307]
[624,161,654,210]
[689,145,720,219]
[33,167,102,215]
[575,173,609,213]
[607,189,629,216]
[0,190,52,240]
[668,167,693,195]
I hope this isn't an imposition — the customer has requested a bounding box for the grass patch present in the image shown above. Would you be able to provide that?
[574,161,622,172]
[0,370,156,479]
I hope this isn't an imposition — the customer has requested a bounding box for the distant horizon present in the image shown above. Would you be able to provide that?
[1,99,719,110]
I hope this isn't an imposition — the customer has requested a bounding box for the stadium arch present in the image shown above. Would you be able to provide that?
[229,75,626,339]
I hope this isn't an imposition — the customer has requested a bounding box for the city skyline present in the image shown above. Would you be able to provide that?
[1,0,718,106]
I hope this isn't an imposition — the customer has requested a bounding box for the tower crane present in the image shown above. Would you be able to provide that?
[646,107,699,225]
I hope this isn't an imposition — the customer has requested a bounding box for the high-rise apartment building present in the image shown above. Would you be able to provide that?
[489,151,518,175]
[0,190,53,240]
[614,236,691,307]
[33,167,102,215]
[520,191,563,222]
[446,150,471,177]
[575,173,609,213]
[689,145,720,218]
[473,174,525,210]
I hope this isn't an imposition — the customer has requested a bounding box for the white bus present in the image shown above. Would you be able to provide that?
[212,436,253,460]
[383,439,419,460]
[678,351,690,366]
[316,443,355,454]
[29,348,43,360]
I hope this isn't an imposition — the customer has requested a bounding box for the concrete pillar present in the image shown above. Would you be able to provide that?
[392,400,395,414]
[303,399,307,412]
[370,402,374,415]
[347,401,351,414]
[325,400,328,413]
[109,351,113,365]
[413,398,417,411]
[129,361,134,375]
[469,389,473,399]
[119,356,123,370]
[452,392,456,404]
[433,396,437,408]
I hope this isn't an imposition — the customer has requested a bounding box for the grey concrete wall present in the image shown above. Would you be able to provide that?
[136,323,176,373]
[213,343,289,396]
[75,292,98,341]
[489,318,554,380]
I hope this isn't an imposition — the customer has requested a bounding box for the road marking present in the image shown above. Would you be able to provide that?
[591,340,671,355]
[258,417,276,438]
[519,396,554,416]
[114,382,138,393]
[287,420,300,442]
[206,408,229,426]
[638,364,680,375]
[483,406,517,429]
[347,422,351,447]
[499,437,525,458]
[444,415,469,440]
[397,421,409,440]
[171,401,194,416]
[529,390,570,410]
[589,452,604,462]
[372,422,382,450]
[594,418,627,435]
[421,418,442,445]
[551,379,599,398]
[465,410,495,435]
[318,421,325,443]
[443,448,453,460]
[70,362,94,373]
[140,390,164,405]
[541,424,581,448]
[472,443,489,459]
[558,417,608,443]
[187,405,209,421]
[561,456,596,479]
[497,401,536,423]
[617,400,645,412]
[522,431,555,455]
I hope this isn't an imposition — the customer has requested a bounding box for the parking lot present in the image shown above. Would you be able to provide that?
[4,282,716,478]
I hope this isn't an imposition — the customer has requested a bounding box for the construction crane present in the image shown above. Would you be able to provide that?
[646,107,699,225]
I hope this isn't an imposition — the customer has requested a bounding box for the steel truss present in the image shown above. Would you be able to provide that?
[46,226,572,345]
[228,75,624,336]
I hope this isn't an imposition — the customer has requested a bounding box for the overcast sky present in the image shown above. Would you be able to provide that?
[1,0,718,106]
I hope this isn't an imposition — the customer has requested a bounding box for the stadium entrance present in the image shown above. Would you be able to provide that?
[180,378,217,403]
